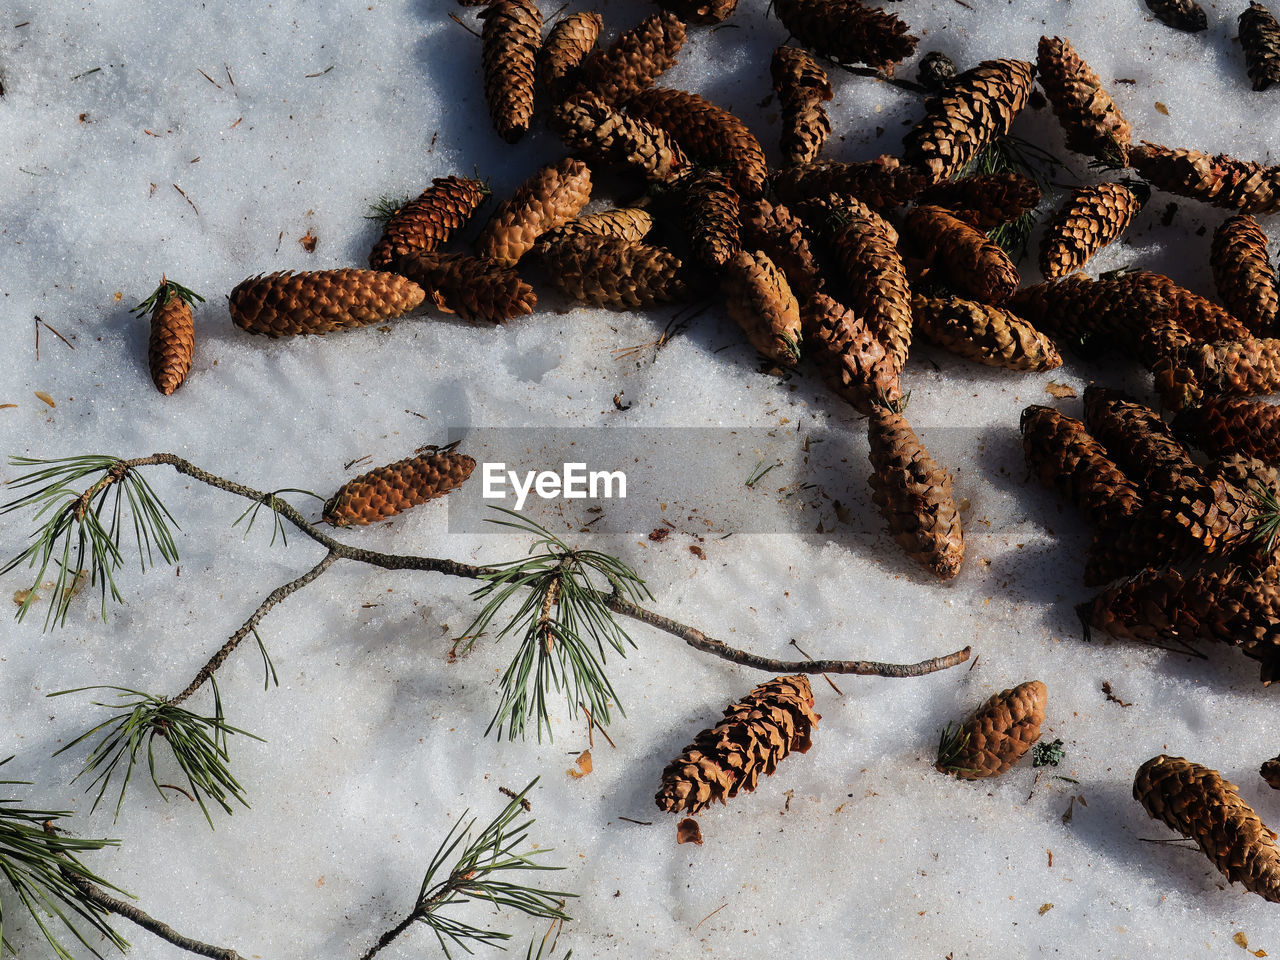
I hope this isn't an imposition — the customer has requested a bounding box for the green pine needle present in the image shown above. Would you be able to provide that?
[935,722,977,775]
[231,487,323,548]
[961,134,1063,260]
[1248,482,1280,554]
[365,194,413,224]
[129,278,205,317]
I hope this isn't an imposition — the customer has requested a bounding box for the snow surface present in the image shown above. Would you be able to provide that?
[3,0,1280,957]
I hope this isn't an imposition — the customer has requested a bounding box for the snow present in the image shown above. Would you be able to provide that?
[3,0,1280,957]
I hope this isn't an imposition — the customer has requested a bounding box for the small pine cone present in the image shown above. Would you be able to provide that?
[917,172,1042,230]
[577,12,686,106]
[655,0,738,25]
[540,12,602,94]
[1263,756,1280,789]
[1020,405,1144,532]
[392,252,536,322]
[769,156,926,211]
[480,0,542,144]
[1212,215,1278,337]
[1039,182,1144,279]
[1143,0,1207,31]
[680,169,741,271]
[936,681,1046,779]
[740,199,825,303]
[868,404,964,578]
[772,0,918,72]
[539,207,655,245]
[1082,385,1197,491]
[917,51,957,91]
[655,676,819,815]
[368,176,488,270]
[1036,36,1132,165]
[229,270,426,338]
[475,158,593,266]
[1135,755,1280,901]
[551,91,689,182]
[903,59,1035,184]
[1174,397,1280,461]
[906,205,1020,304]
[323,449,476,527]
[1130,142,1280,214]
[140,280,198,395]
[803,293,902,413]
[721,250,802,366]
[540,234,690,308]
[911,294,1062,371]
[626,87,768,197]
[1242,3,1280,91]
[772,46,833,165]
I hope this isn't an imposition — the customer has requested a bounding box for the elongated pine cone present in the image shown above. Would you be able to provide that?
[552,91,689,181]
[1156,337,1280,412]
[369,176,488,270]
[769,156,925,211]
[1036,36,1131,165]
[906,205,1020,304]
[142,281,198,395]
[1130,142,1280,214]
[475,158,593,266]
[911,294,1062,371]
[577,12,686,106]
[1039,182,1143,279]
[804,293,902,413]
[903,59,1035,184]
[1212,215,1277,337]
[1082,385,1197,491]
[480,0,542,144]
[1174,397,1280,461]
[917,172,1042,230]
[655,0,738,25]
[540,234,689,308]
[655,675,819,815]
[540,12,602,94]
[323,449,476,527]
[937,681,1046,779]
[392,252,535,322]
[539,207,655,245]
[722,250,801,366]
[680,169,742,270]
[772,46,832,165]
[627,87,768,196]
[1241,3,1280,91]
[868,404,964,578]
[229,270,426,337]
[1135,755,1280,901]
[772,0,918,72]
[1144,0,1207,31]
[740,199,824,303]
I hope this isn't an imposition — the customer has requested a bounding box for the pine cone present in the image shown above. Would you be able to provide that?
[626,87,768,197]
[1212,215,1277,337]
[1036,36,1132,165]
[1174,397,1280,461]
[906,205,1020,304]
[769,156,926,211]
[803,293,903,413]
[917,172,1042,230]
[391,252,536,322]
[551,90,689,181]
[680,169,741,271]
[1039,182,1144,280]
[936,681,1046,779]
[540,234,689,308]
[539,207,655,245]
[722,250,802,366]
[137,279,200,396]
[1082,385,1197,491]
[1143,0,1207,31]
[740,199,825,303]
[917,51,957,91]
[903,59,1035,184]
[479,0,542,144]
[1130,142,1280,214]
[868,404,965,578]
[771,0,918,72]
[540,11,602,94]
[654,0,738,25]
[323,448,476,526]
[475,158,593,266]
[369,176,488,270]
[1263,756,1280,790]
[576,12,686,106]
[1157,337,1280,412]
[911,294,1062,371]
[1241,3,1280,91]
[229,270,426,338]
[1135,755,1280,901]
[772,46,833,166]
[655,676,819,815]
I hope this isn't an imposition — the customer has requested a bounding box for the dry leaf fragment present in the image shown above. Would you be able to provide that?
[1236,932,1250,950]
[568,749,593,778]
[1038,903,1054,916]
[676,817,703,845]
[1045,382,1076,399]
[34,391,55,408]
[1155,101,1169,115]
[299,230,318,252]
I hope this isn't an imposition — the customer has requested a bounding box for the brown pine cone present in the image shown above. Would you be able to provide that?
[1130,142,1280,214]
[771,0,917,72]
[1157,337,1280,412]
[1211,215,1277,337]
[539,207,655,245]
[906,204,1020,304]
[475,158,593,266]
[1036,36,1132,165]
[740,199,825,303]
[626,87,768,197]
[917,51,958,90]
[680,169,741,271]
[917,172,1042,230]
[772,46,832,166]
[868,403,964,579]
[1082,385,1197,492]
[721,250,801,366]
[1263,756,1280,789]
[769,156,926,211]
[1039,182,1144,279]
[1242,2,1280,90]
[479,0,542,144]
[911,294,1062,371]
[903,59,1035,184]
[134,279,202,395]
[1144,0,1207,30]
[655,676,819,815]
[1135,755,1280,901]
[323,448,476,527]
[576,12,686,106]
[551,90,689,181]
[937,681,1046,779]
[368,176,488,270]
[655,0,738,25]
[803,293,902,413]
[229,269,426,338]
[1174,397,1280,461]
[391,252,535,322]
[540,234,689,308]
[540,11,602,94]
